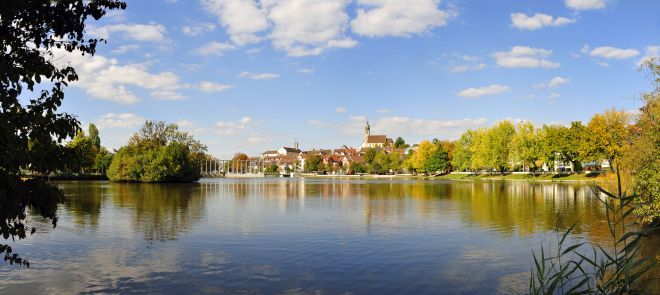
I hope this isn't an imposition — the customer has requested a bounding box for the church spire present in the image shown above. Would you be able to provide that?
[364,121,371,136]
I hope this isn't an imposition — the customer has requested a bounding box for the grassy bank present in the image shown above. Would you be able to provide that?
[301,172,607,183]
[436,172,606,182]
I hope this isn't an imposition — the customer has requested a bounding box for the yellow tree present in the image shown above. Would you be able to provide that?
[487,120,516,172]
[580,109,631,170]
[470,128,489,171]
[511,121,540,172]
[409,140,436,173]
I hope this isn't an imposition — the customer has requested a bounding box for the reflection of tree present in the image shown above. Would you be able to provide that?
[110,183,206,241]
[59,181,106,227]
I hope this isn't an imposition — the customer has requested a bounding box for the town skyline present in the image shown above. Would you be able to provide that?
[44,0,660,159]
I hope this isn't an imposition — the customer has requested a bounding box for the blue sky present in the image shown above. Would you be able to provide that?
[52,0,660,158]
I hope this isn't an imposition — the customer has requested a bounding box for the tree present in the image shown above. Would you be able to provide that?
[470,128,489,171]
[426,144,450,173]
[511,121,541,172]
[0,0,126,266]
[452,130,475,172]
[409,140,436,174]
[348,162,367,174]
[66,130,97,173]
[88,124,101,150]
[541,122,585,171]
[627,59,660,225]
[393,137,409,149]
[364,148,378,164]
[436,140,455,171]
[580,109,631,170]
[304,155,322,172]
[107,121,206,182]
[486,120,515,173]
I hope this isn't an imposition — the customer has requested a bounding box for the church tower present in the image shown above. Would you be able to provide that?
[364,121,371,141]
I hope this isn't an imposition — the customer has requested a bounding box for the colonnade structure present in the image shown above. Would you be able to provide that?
[201,158,266,177]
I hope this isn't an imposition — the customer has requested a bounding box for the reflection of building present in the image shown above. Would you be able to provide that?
[360,121,393,149]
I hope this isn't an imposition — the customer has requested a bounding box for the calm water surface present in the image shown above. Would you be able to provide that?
[0,178,657,294]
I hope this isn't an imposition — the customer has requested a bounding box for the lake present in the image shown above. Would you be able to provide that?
[0,178,657,294]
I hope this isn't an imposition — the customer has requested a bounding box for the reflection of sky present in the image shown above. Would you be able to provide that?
[0,179,649,294]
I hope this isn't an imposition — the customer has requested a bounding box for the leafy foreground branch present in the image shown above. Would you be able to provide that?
[529,172,657,294]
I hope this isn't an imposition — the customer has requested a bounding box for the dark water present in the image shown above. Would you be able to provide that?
[0,179,656,294]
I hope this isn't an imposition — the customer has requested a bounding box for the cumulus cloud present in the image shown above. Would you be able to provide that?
[51,49,186,104]
[444,54,486,73]
[565,0,606,10]
[202,0,269,45]
[88,23,169,43]
[94,113,146,129]
[193,41,236,56]
[198,81,234,92]
[351,0,454,37]
[238,71,279,80]
[458,84,509,98]
[181,22,216,36]
[589,46,640,59]
[263,0,357,56]
[510,13,575,30]
[335,107,347,113]
[493,46,560,68]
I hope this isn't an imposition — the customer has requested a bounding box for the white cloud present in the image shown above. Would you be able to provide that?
[297,68,315,74]
[94,113,146,129]
[202,0,269,45]
[510,13,575,30]
[637,46,660,66]
[493,46,560,68]
[88,23,169,43]
[52,49,186,104]
[198,81,234,92]
[372,116,489,138]
[377,109,390,113]
[548,92,560,99]
[215,117,257,136]
[182,22,216,36]
[458,84,509,98]
[445,54,486,73]
[238,71,279,80]
[111,44,140,54]
[263,0,357,56]
[194,41,236,56]
[535,76,570,88]
[335,107,347,113]
[565,0,606,10]
[589,46,640,59]
[351,0,454,37]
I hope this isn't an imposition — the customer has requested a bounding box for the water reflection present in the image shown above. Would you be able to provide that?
[0,179,655,294]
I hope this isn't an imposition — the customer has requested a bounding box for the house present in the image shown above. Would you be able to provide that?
[262,150,279,158]
[360,121,393,149]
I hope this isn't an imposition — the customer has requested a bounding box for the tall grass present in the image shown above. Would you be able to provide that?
[529,168,657,294]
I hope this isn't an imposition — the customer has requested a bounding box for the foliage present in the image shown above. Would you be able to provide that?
[265,164,280,174]
[452,130,475,171]
[541,122,585,171]
[393,137,409,149]
[107,121,206,182]
[304,155,323,172]
[529,172,656,294]
[407,141,449,174]
[511,121,541,171]
[627,59,660,225]
[580,109,631,170]
[0,0,125,266]
[486,120,515,172]
[348,162,367,174]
